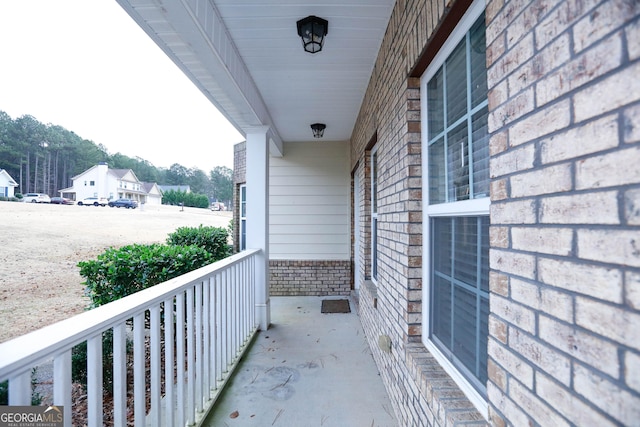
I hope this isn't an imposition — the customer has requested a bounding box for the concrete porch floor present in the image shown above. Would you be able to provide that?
[203,296,398,427]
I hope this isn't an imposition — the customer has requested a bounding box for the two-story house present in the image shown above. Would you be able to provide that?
[59,163,162,205]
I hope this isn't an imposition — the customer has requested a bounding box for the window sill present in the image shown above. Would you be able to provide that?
[363,280,378,308]
[405,342,488,426]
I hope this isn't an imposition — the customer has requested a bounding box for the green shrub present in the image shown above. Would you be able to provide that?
[161,189,209,208]
[78,243,214,308]
[166,225,230,260]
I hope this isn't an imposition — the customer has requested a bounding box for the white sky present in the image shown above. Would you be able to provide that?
[0,0,244,171]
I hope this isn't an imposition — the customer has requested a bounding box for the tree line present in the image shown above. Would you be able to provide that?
[0,111,233,204]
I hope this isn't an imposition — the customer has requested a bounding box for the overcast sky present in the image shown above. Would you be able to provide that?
[0,0,243,171]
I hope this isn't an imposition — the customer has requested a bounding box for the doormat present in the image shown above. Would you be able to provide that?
[321,299,351,313]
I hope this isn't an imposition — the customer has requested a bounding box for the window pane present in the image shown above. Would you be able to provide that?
[372,218,378,280]
[428,68,445,139]
[432,217,452,274]
[428,137,446,204]
[240,219,246,251]
[472,106,489,198]
[446,39,467,125]
[432,275,452,346]
[240,186,246,217]
[479,296,489,384]
[453,286,477,375]
[430,215,489,396]
[470,13,487,109]
[372,151,378,213]
[453,217,478,286]
[447,123,469,201]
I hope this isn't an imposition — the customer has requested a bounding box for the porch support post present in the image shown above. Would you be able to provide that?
[245,126,271,330]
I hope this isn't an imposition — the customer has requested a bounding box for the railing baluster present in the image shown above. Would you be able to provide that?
[215,272,223,383]
[242,259,248,340]
[176,292,185,426]
[239,263,244,344]
[195,281,203,413]
[53,350,72,427]
[186,286,195,425]
[164,299,175,427]
[150,305,161,426]
[251,255,256,328]
[203,278,211,401]
[220,270,227,374]
[8,371,30,405]
[87,334,103,427]
[133,313,145,427]
[113,324,127,427]
[233,264,239,356]
[225,268,232,369]
[210,275,217,390]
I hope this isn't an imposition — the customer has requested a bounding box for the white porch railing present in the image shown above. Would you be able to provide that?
[0,249,261,427]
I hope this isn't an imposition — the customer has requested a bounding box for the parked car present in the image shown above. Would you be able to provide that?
[210,202,226,211]
[50,197,73,205]
[108,198,138,209]
[78,197,109,206]
[22,193,51,203]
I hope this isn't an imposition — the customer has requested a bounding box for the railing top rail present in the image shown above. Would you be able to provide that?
[0,249,260,379]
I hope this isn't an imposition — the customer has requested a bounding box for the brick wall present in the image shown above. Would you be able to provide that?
[352,0,639,426]
[485,1,640,425]
[351,1,485,426]
[269,260,351,296]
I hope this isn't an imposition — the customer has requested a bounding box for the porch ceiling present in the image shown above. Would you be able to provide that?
[115,0,394,152]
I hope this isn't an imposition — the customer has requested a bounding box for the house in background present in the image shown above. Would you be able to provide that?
[59,162,161,205]
[141,182,162,205]
[0,169,18,198]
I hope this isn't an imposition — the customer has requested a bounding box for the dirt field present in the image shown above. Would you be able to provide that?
[0,202,232,343]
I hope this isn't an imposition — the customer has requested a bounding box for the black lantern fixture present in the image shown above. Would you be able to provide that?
[311,123,326,138]
[296,16,328,54]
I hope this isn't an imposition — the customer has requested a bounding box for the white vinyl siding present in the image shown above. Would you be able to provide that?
[269,141,350,260]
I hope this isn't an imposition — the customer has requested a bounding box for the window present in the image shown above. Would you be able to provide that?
[89,181,95,186]
[370,147,379,282]
[422,0,489,409]
[240,184,247,251]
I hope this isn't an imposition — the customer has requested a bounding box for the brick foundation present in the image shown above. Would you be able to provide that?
[269,260,351,296]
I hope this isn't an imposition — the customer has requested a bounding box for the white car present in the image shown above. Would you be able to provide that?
[22,193,51,203]
[78,197,109,206]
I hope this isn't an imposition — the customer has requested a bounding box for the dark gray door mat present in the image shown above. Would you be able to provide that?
[321,299,351,313]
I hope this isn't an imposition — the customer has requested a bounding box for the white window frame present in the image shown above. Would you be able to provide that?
[421,0,489,416]
[370,145,379,283]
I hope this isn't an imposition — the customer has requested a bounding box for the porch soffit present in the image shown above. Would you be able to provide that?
[115,0,394,152]
[115,0,283,156]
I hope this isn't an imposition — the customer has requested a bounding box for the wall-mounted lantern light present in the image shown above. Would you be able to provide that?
[311,123,326,138]
[296,16,328,54]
